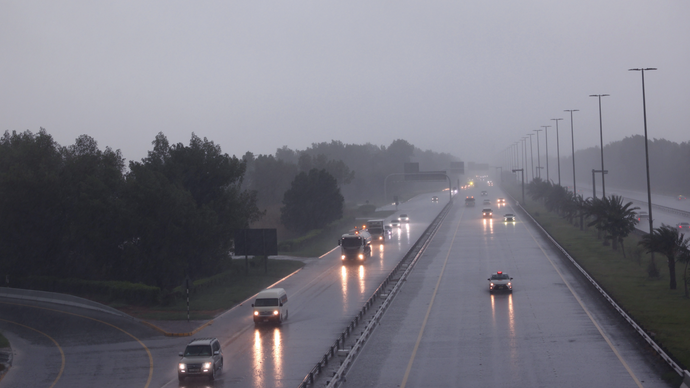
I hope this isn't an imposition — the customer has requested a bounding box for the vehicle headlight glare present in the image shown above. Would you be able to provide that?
[253,311,259,316]
[179,363,186,370]
[203,362,212,370]
[273,310,279,315]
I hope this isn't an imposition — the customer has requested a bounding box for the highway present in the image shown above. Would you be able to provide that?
[0,186,680,387]
[341,187,676,388]
[0,192,450,388]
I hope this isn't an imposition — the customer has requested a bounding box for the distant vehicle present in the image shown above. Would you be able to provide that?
[252,288,288,324]
[452,187,458,194]
[391,220,401,228]
[483,199,491,205]
[637,211,649,221]
[432,196,439,202]
[504,214,516,222]
[497,198,506,204]
[678,222,690,229]
[678,195,688,201]
[339,231,372,261]
[481,191,488,196]
[178,337,223,381]
[465,196,476,207]
[366,219,386,242]
[488,271,513,292]
[384,225,393,236]
[399,214,409,223]
[482,208,493,218]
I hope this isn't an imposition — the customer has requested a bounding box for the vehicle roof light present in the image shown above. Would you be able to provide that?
[497,271,502,274]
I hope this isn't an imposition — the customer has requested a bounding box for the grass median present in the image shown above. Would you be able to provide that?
[509,188,690,378]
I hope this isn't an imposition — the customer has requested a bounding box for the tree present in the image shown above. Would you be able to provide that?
[639,224,686,290]
[599,195,639,256]
[281,169,344,233]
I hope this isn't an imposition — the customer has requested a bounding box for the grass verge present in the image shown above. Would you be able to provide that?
[114,259,304,320]
[0,332,8,348]
[506,185,690,377]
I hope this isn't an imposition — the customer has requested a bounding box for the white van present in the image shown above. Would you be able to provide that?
[251,288,288,324]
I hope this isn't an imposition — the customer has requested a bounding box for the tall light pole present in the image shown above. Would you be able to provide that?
[564,110,579,195]
[541,125,551,182]
[590,94,610,198]
[526,133,535,181]
[533,129,542,179]
[629,67,657,267]
[522,137,527,180]
[551,118,563,186]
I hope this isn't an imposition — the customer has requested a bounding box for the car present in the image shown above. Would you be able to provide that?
[678,222,690,229]
[178,337,223,381]
[432,196,439,202]
[678,195,687,201]
[504,214,516,222]
[481,190,488,196]
[488,271,513,292]
[384,225,393,235]
[482,208,493,218]
[497,198,506,204]
[637,211,649,221]
[391,220,401,228]
[483,199,491,205]
[399,214,409,223]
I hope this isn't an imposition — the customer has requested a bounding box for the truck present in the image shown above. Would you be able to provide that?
[338,230,372,261]
[465,196,476,207]
[366,219,386,243]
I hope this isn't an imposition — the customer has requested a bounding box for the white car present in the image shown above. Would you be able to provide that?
[391,220,401,228]
[677,222,690,230]
[399,214,409,223]
[488,271,513,292]
[504,214,516,222]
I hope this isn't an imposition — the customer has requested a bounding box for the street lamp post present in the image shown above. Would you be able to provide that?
[512,169,524,204]
[590,94,610,198]
[564,109,579,195]
[533,129,543,179]
[526,133,535,182]
[551,118,563,186]
[541,125,551,182]
[629,67,657,268]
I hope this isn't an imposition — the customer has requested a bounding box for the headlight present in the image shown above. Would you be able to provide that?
[359,254,364,259]
[507,282,512,287]
[179,363,186,370]
[253,311,259,316]
[203,362,212,370]
[490,283,494,287]
[341,255,346,260]
[273,310,279,315]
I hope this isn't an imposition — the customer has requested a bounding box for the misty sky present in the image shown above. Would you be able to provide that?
[2,1,688,165]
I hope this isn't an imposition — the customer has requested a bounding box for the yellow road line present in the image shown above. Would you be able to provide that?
[0,318,65,388]
[0,301,153,388]
[523,222,644,388]
[400,209,463,388]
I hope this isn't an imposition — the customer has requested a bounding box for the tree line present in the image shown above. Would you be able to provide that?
[0,129,261,290]
[0,129,457,292]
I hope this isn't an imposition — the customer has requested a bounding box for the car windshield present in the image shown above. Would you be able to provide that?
[184,345,212,357]
[254,298,280,306]
[505,214,514,217]
[491,274,510,280]
[341,238,362,248]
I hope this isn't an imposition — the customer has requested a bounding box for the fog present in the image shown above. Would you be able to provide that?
[2,1,688,164]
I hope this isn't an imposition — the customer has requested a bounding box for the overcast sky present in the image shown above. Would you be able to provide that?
[2,1,688,165]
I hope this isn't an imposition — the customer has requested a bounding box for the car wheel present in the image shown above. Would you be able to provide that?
[209,365,216,381]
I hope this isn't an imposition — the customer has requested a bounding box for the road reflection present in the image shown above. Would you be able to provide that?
[482,218,494,234]
[251,326,284,388]
[490,293,517,366]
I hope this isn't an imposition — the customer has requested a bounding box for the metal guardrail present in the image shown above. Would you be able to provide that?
[508,195,685,378]
[623,196,690,219]
[297,200,453,388]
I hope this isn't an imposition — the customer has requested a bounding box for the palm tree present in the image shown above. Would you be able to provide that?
[600,195,639,257]
[639,224,686,290]
[677,244,690,297]
[584,197,607,241]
